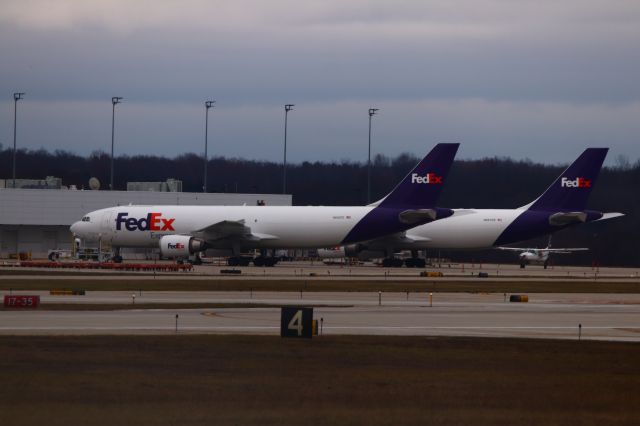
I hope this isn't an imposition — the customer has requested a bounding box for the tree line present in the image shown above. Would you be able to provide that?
[0,146,637,266]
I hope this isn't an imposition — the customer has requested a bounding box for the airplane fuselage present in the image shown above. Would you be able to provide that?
[358,208,604,251]
[519,250,550,265]
[410,209,520,248]
[72,205,413,250]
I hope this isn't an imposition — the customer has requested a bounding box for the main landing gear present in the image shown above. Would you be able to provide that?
[227,256,279,267]
[227,256,252,267]
[252,256,277,267]
[112,248,123,263]
[381,252,426,268]
[404,258,426,268]
[382,258,404,268]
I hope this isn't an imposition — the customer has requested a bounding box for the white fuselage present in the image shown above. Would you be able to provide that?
[71,205,372,249]
[519,250,550,264]
[317,209,527,257]
[402,209,523,249]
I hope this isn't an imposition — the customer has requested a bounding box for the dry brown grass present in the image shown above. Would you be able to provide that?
[1,277,640,293]
[0,335,639,425]
[0,302,350,311]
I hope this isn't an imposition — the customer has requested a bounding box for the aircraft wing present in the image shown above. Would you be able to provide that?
[193,220,279,242]
[364,232,432,248]
[497,247,588,253]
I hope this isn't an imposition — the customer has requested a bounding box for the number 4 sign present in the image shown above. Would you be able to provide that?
[280,307,313,339]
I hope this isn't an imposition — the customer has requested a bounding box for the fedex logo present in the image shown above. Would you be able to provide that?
[115,212,175,231]
[560,177,591,188]
[411,172,443,184]
[167,243,185,249]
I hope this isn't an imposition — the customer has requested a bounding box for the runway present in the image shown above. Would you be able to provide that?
[2,291,640,341]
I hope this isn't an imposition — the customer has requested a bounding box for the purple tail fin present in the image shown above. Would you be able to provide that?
[527,148,608,212]
[377,143,459,209]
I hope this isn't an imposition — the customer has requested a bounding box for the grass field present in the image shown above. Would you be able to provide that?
[0,335,639,425]
[2,276,640,293]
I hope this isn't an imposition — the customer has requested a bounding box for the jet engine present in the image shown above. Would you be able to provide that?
[344,244,387,260]
[159,235,208,258]
[343,244,363,258]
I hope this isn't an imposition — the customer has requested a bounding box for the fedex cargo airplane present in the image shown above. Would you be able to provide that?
[319,148,623,267]
[70,143,459,266]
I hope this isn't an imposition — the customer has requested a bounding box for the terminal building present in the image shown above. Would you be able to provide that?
[0,179,291,259]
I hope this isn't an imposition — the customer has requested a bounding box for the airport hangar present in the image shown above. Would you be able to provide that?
[0,185,291,259]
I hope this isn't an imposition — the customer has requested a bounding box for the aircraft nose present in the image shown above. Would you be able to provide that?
[70,221,80,235]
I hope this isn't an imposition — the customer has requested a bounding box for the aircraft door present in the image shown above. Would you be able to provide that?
[102,210,115,243]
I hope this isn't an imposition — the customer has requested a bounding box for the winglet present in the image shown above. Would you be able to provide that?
[524,148,608,212]
[377,143,459,209]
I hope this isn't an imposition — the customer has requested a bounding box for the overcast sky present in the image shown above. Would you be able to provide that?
[1,0,639,165]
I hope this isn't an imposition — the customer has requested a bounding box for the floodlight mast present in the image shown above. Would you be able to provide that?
[367,107,379,204]
[12,92,25,189]
[283,104,294,194]
[110,96,123,191]
[204,100,215,193]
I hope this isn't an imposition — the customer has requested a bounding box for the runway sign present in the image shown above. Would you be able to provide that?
[281,307,313,339]
[4,295,40,308]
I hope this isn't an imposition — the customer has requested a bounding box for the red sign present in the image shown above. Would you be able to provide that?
[4,295,40,308]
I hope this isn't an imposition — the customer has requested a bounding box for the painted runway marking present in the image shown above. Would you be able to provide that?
[1,326,639,331]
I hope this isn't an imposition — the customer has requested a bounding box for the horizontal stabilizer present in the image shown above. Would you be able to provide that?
[594,212,625,222]
[548,212,587,226]
[399,209,437,224]
[451,209,477,217]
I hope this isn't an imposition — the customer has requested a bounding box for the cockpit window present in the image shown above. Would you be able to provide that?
[82,216,91,222]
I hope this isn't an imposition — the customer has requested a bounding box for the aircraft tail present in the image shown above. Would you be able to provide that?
[523,148,608,212]
[376,142,459,209]
[340,143,458,245]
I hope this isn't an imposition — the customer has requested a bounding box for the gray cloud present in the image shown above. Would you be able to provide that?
[1,0,639,164]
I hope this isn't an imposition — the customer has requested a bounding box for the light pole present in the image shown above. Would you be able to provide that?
[204,100,215,193]
[12,92,25,188]
[367,107,379,204]
[283,104,294,194]
[110,96,123,190]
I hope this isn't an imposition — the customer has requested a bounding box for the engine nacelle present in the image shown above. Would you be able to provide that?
[317,244,368,258]
[159,235,207,258]
[316,246,346,258]
[342,244,362,258]
[344,244,388,260]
